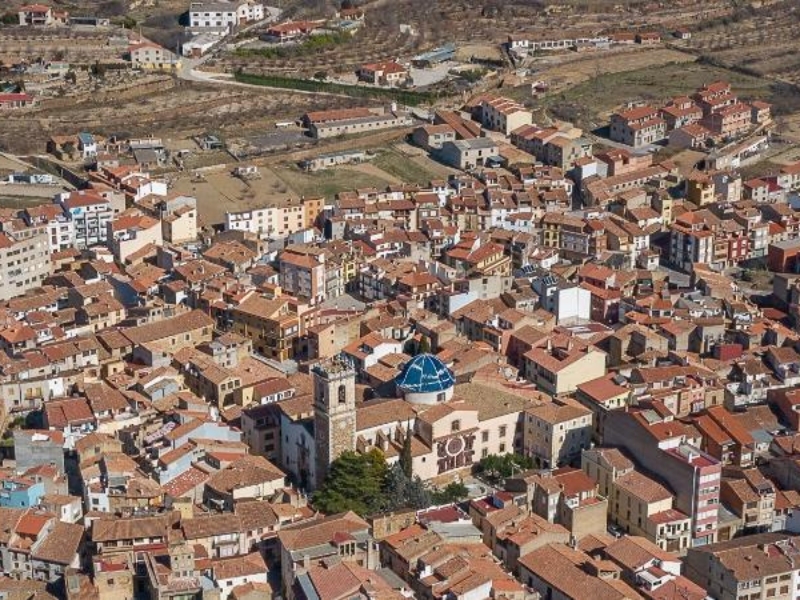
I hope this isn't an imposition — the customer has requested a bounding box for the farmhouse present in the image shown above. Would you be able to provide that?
[0,93,36,110]
[263,20,323,43]
[358,61,409,87]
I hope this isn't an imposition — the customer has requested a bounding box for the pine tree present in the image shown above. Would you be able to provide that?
[313,449,388,516]
[399,428,413,479]
[383,464,431,512]
[418,335,431,355]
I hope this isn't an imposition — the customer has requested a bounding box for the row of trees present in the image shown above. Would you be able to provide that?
[233,71,443,107]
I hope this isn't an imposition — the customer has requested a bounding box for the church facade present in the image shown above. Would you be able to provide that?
[281,354,538,490]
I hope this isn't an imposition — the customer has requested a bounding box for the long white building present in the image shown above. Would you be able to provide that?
[189,0,264,34]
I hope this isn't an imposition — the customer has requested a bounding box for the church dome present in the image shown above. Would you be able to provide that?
[396,354,455,394]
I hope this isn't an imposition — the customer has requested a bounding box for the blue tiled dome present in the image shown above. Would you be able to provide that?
[396,354,455,393]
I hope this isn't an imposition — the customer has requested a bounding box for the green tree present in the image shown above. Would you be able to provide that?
[418,336,431,355]
[313,449,387,516]
[431,481,469,504]
[399,429,413,478]
[383,463,431,511]
[474,453,535,484]
[117,15,137,29]
[459,68,488,83]
[91,62,107,78]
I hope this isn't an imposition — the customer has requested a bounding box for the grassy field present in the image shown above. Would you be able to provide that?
[371,148,446,185]
[533,60,773,129]
[274,164,395,198]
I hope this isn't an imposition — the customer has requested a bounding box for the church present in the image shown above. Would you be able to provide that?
[278,353,539,490]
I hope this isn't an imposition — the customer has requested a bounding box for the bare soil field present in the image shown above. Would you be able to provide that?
[168,168,297,227]
[667,150,707,177]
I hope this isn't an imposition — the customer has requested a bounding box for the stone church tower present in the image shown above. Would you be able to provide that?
[313,356,356,490]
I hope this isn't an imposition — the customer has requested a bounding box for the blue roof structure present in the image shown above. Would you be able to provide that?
[396,354,455,393]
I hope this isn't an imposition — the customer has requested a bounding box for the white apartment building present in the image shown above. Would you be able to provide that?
[58,191,115,249]
[225,199,320,239]
[23,205,75,253]
[189,0,265,33]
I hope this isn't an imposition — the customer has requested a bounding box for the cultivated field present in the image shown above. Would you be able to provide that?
[685,0,800,87]
[529,59,776,130]
[218,0,736,79]
[523,48,695,95]
[0,82,364,154]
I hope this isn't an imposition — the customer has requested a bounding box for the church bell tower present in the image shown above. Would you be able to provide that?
[313,355,356,490]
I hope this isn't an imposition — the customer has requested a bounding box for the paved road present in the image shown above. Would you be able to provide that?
[177,56,364,101]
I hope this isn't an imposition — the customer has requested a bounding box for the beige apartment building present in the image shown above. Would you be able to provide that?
[575,374,631,442]
[610,106,667,148]
[610,470,692,553]
[685,533,800,600]
[481,96,533,135]
[137,194,198,245]
[0,225,51,302]
[229,294,300,362]
[522,334,607,396]
[107,211,163,263]
[523,399,592,468]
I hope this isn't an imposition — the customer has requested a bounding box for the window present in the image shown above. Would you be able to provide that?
[499,443,506,453]
[338,384,346,404]
[482,431,489,443]
[499,425,507,437]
